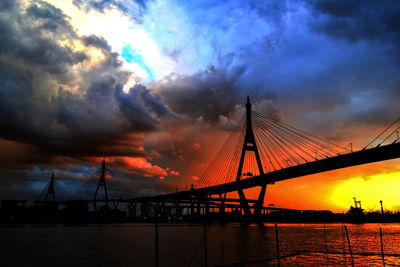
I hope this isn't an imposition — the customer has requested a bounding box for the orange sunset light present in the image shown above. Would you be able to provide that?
[331,170,400,211]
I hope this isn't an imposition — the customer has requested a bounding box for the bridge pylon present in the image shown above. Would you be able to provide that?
[44,172,56,201]
[93,159,109,210]
[235,96,266,216]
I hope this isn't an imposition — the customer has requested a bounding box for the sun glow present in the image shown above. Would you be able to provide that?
[331,171,400,211]
[44,0,176,85]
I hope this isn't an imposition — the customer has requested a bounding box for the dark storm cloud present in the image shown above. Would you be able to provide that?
[81,35,124,73]
[0,1,174,161]
[72,0,151,22]
[26,1,75,35]
[52,76,122,140]
[158,65,248,123]
[12,77,174,157]
[207,0,400,137]
[0,62,36,140]
[0,0,15,11]
[73,0,128,12]
[147,0,400,150]
[82,35,112,51]
[139,85,173,117]
[115,83,174,132]
[248,1,289,24]
[0,67,145,159]
[0,1,86,81]
[307,0,400,44]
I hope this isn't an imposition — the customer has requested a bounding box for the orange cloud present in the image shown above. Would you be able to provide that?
[192,142,201,150]
[119,156,168,177]
[169,170,180,176]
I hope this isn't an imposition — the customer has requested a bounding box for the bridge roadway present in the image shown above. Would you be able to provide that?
[129,141,400,202]
[34,197,257,205]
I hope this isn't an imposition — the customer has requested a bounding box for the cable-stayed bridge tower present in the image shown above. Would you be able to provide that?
[236,96,266,216]
[44,172,56,201]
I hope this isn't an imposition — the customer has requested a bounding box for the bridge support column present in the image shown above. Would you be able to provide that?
[219,198,225,215]
[235,97,266,217]
[161,201,165,217]
[141,202,149,218]
[191,200,195,216]
[253,185,267,216]
[205,198,210,216]
[174,200,181,218]
[197,200,201,215]
[128,201,136,218]
[237,189,251,216]
[154,202,160,219]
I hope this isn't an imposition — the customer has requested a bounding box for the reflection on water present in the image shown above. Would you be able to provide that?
[0,223,399,266]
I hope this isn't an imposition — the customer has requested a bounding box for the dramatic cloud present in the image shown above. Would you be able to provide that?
[307,0,400,44]
[0,0,178,197]
[154,65,246,123]
[0,1,174,149]
[1,0,400,210]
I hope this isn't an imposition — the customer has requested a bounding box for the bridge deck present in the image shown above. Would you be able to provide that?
[129,142,400,202]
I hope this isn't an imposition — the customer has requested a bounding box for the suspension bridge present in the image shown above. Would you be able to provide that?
[34,97,400,219]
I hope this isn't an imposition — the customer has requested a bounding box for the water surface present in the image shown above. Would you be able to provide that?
[0,223,398,266]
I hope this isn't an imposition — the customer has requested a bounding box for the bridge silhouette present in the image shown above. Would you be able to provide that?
[36,97,400,219]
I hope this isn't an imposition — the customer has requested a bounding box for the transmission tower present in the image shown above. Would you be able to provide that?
[93,159,109,210]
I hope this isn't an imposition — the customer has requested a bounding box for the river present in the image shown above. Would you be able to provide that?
[0,223,399,266]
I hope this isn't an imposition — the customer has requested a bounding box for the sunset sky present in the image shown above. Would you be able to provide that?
[1,0,400,212]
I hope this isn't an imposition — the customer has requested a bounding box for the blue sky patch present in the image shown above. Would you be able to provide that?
[121,44,155,81]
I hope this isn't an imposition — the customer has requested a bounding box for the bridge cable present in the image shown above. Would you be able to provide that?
[254,119,305,165]
[254,112,345,156]
[363,117,400,150]
[254,112,346,157]
[195,116,245,188]
[377,124,400,147]
[254,111,349,152]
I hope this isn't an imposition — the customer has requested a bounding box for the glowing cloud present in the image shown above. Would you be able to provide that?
[44,0,176,84]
